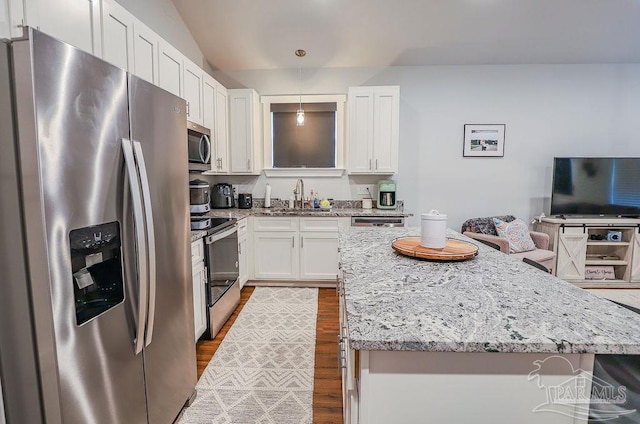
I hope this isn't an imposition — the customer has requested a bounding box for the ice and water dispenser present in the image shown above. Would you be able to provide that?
[69,222,125,325]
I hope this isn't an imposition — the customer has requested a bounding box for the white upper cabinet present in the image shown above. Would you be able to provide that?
[348,86,400,174]
[215,84,229,173]
[132,20,159,84]
[101,0,134,71]
[158,39,183,98]
[183,59,203,125]
[1,0,26,38]
[203,75,229,173]
[228,88,261,174]
[36,0,102,56]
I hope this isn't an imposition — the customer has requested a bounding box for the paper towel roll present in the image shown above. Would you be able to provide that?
[265,183,271,208]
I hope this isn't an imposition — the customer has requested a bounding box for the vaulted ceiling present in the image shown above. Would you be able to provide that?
[172,0,640,71]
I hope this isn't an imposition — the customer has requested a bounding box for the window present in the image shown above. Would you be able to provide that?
[271,102,336,168]
[261,95,346,176]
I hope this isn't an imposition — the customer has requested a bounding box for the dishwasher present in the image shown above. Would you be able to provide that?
[351,216,405,227]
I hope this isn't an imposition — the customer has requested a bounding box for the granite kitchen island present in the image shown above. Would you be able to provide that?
[338,227,640,424]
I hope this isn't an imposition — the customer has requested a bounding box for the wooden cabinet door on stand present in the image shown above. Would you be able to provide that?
[556,227,588,281]
[631,229,640,282]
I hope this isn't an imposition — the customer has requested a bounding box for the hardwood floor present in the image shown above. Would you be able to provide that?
[194,286,344,423]
[312,288,344,423]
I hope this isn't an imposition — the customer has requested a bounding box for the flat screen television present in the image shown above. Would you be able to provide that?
[551,157,640,217]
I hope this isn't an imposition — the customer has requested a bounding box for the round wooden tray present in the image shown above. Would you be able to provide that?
[392,237,478,261]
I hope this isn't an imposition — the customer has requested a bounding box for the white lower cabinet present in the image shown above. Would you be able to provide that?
[254,231,299,279]
[191,238,207,342]
[339,282,359,424]
[238,218,249,287]
[300,233,340,280]
[252,217,342,281]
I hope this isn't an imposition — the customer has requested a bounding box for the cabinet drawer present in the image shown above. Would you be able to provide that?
[253,217,298,232]
[238,217,248,237]
[300,217,340,232]
[191,238,205,263]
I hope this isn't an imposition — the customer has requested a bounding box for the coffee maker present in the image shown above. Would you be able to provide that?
[377,180,397,209]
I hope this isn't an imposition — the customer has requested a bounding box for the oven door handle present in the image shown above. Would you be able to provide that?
[205,225,237,244]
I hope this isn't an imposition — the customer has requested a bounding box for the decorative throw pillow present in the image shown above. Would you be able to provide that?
[492,218,536,253]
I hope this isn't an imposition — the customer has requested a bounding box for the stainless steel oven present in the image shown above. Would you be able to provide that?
[203,218,240,339]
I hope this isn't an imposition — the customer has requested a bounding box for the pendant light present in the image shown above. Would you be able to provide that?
[295,49,306,126]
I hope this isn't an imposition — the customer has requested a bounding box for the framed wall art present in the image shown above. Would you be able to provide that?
[463,124,505,157]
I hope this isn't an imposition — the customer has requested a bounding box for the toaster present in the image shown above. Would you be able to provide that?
[238,193,253,209]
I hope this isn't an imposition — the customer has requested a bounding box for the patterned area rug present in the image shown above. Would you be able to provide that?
[179,287,318,424]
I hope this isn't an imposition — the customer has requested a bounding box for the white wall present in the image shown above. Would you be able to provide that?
[211,64,640,229]
[115,0,206,68]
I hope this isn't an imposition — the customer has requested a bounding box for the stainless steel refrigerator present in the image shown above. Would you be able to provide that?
[0,29,196,424]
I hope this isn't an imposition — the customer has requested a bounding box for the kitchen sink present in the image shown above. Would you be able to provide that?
[265,207,332,213]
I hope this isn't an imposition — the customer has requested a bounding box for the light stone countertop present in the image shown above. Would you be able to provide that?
[190,207,409,241]
[339,226,640,354]
[190,230,208,242]
[205,207,410,219]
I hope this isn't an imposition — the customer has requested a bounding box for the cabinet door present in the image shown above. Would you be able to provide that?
[632,230,640,282]
[37,0,101,56]
[229,91,253,173]
[183,60,203,125]
[191,260,207,341]
[202,76,217,170]
[215,85,230,173]
[372,87,399,173]
[253,232,298,279]
[203,77,229,173]
[556,227,588,281]
[299,232,339,280]
[2,0,25,38]
[132,21,159,84]
[347,89,373,173]
[101,0,134,71]
[158,40,183,98]
[238,234,248,288]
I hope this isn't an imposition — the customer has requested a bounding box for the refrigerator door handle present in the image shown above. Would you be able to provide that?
[122,138,148,355]
[132,140,157,347]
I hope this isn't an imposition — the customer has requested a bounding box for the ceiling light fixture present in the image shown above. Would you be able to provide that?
[295,49,306,126]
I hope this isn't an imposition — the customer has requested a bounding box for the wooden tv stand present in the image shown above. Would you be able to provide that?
[535,216,640,288]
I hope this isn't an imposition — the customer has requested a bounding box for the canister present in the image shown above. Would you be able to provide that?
[421,210,447,249]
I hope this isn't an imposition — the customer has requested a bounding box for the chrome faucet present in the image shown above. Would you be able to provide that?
[294,178,305,208]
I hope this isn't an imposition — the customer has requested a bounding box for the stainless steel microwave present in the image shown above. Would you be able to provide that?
[187,121,211,165]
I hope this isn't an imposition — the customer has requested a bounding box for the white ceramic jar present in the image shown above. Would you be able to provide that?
[421,210,447,249]
[362,198,372,209]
